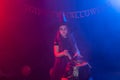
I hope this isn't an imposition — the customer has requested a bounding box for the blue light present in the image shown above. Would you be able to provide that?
[109,0,120,11]
[62,12,67,22]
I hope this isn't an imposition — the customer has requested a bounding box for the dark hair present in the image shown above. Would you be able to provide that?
[58,22,72,34]
[56,23,70,40]
[58,22,68,27]
[54,23,76,51]
[54,23,76,53]
[54,34,76,54]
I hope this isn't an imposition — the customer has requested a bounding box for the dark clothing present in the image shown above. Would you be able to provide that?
[51,35,76,80]
[54,35,76,56]
[51,34,91,80]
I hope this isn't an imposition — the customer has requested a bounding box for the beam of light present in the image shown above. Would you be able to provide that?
[62,12,67,22]
[108,0,120,11]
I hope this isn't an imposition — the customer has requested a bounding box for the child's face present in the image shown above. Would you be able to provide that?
[59,25,68,37]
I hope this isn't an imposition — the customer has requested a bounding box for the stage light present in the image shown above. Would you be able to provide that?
[109,0,120,11]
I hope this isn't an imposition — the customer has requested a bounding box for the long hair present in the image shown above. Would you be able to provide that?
[54,23,76,53]
[55,23,71,42]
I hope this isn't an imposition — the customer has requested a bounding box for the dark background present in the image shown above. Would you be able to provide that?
[0,0,120,80]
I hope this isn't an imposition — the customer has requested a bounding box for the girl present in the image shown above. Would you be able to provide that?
[50,23,83,80]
